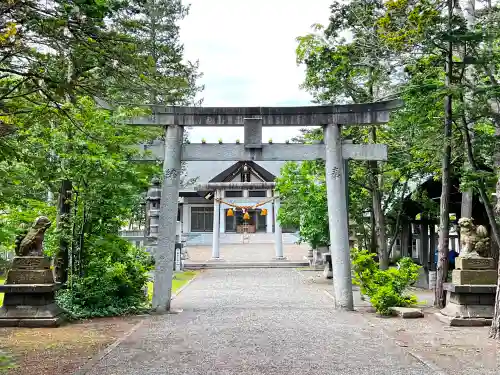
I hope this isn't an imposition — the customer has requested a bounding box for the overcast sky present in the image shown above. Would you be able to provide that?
[179,0,331,142]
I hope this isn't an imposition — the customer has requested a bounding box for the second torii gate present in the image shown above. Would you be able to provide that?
[128,100,400,313]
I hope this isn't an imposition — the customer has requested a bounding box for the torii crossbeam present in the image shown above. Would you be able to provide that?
[128,99,401,313]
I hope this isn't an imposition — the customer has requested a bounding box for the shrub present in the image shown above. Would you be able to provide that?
[57,236,154,319]
[351,248,420,315]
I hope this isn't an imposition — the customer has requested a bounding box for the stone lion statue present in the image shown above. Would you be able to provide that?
[15,216,52,257]
[458,217,490,258]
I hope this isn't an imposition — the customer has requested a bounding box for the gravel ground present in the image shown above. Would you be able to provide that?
[296,269,499,375]
[83,268,435,375]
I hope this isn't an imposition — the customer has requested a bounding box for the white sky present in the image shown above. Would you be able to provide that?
[179,0,332,143]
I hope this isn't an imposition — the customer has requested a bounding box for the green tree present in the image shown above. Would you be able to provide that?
[378,0,500,324]
[275,161,330,250]
[295,0,435,269]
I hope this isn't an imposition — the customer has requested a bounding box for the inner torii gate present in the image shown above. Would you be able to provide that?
[128,100,400,313]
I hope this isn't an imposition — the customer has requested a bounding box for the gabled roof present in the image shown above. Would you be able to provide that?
[188,161,277,200]
[209,161,276,183]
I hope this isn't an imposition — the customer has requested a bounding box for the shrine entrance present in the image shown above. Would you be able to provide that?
[128,100,400,312]
[225,208,267,233]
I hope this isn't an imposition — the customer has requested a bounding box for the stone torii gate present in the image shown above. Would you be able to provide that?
[128,100,400,313]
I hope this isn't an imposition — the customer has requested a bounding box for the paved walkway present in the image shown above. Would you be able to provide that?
[186,243,309,262]
[86,269,435,375]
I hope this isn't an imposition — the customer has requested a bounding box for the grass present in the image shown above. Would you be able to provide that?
[147,270,198,302]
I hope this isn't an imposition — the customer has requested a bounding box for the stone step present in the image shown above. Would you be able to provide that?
[184,261,309,269]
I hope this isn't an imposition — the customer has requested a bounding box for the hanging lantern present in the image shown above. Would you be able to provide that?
[261,208,267,216]
[227,208,234,217]
[243,212,250,220]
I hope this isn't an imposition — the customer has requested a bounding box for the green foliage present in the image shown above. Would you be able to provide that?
[57,236,154,319]
[0,350,16,372]
[351,248,420,315]
[275,160,329,248]
[0,258,11,276]
[0,0,199,320]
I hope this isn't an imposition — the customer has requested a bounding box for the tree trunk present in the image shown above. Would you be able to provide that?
[368,126,388,270]
[56,179,72,283]
[388,180,409,258]
[369,208,377,254]
[490,116,500,339]
[458,0,476,220]
[435,2,453,309]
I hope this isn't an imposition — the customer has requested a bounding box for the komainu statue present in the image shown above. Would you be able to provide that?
[14,216,52,257]
[458,217,490,258]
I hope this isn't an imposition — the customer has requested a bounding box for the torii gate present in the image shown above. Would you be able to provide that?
[128,100,400,313]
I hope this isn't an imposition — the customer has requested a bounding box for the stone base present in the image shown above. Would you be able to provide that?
[272,257,287,261]
[435,313,492,327]
[440,302,494,318]
[389,307,424,319]
[0,317,63,328]
[455,257,495,270]
[323,267,333,279]
[323,254,333,279]
[0,302,64,328]
[439,283,496,326]
[310,247,329,267]
[451,269,497,285]
[0,256,64,328]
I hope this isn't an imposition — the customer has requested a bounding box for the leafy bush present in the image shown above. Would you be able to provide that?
[351,248,421,315]
[57,236,154,319]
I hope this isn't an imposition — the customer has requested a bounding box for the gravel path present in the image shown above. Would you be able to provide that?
[85,269,435,375]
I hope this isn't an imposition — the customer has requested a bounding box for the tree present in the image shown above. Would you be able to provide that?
[108,0,202,105]
[0,0,201,317]
[1,0,201,282]
[296,0,395,268]
[295,0,439,269]
[275,161,330,250]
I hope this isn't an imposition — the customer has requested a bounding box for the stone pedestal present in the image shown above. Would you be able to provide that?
[311,247,329,267]
[0,257,63,327]
[451,257,497,285]
[437,256,496,327]
[323,254,333,279]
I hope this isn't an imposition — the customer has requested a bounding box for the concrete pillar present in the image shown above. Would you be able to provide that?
[274,196,284,259]
[182,204,189,234]
[266,205,273,233]
[152,124,183,313]
[212,190,221,259]
[324,124,354,311]
[266,190,273,233]
[146,178,161,243]
[219,200,225,233]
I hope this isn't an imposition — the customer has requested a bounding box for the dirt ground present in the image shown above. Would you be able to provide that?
[358,305,499,374]
[0,316,143,375]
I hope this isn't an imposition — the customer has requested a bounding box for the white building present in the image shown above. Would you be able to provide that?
[178,160,299,245]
